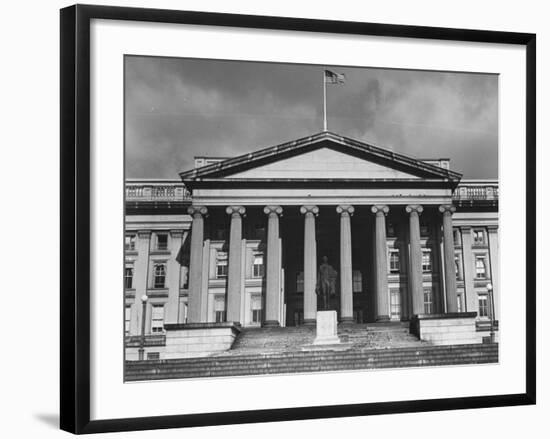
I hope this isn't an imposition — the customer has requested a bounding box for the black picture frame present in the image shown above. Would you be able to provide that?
[60,4,536,434]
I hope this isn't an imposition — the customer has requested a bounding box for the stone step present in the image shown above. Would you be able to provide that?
[125,344,498,381]
[230,323,418,354]
[127,352,497,372]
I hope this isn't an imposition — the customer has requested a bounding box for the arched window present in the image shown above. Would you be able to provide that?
[153,264,166,288]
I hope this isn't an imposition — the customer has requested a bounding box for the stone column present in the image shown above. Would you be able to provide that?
[131,230,151,334]
[300,205,319,325]
[165,230,184,325]
[226,206,246,324]
[487,225,499,321]
[187,206,208,323]
[439,205,458,313]
[406,205,424,315]
[372,205,390,321]
[337,205,355,323]
[264,205,283,327]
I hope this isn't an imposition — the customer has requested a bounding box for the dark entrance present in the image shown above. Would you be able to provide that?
[281,206,375,326]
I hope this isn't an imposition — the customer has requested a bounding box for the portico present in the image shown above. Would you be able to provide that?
[180,131,464,327]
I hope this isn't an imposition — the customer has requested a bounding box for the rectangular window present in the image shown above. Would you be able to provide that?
[352,270,362,292]
[475,256,487,279]
[387,223,396,237]
[156,233,168,250]
[253,255,264,278]
[153,264,166,288]
[473,229,485,245]
[147,352,160,360]
[214,297,226,323]
[151,305,164,333]
[390,289,401,319]
[420,224,430,236]
[251,295,262,323]
[296,272,304,293]
[478,294,489,317]
[423,288,433,314]
[125,234,136,251]
[422,250,432,272]
[124,306,131,335]
[124,267,134,289]
[389,250,400,274]
[216,253,228,278]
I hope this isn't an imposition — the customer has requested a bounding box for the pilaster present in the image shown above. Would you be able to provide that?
[460,227,476,314]
[131,230,151,335]
[487,225,499,321]
[165,230,184,325]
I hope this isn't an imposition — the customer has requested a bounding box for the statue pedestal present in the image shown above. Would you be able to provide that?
[313,310,340,345]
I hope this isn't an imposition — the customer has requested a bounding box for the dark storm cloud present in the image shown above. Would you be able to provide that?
[125,56,497,179]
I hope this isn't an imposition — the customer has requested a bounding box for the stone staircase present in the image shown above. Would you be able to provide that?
[227,322,424,355]
[228,325,316,354]
[125,343,498,381]
[125,323,498,381]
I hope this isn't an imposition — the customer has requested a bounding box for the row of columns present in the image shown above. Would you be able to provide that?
[186,203,458,326]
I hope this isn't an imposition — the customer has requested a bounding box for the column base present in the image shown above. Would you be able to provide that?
[303,318,317,326]
[376,315,391,322]
[263,320,280,328]
[339,316,355,324]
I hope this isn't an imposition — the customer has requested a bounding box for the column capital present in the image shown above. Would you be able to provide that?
[336,205,355,217]
[371,205,389,216]
[406,204,424,215]
[187,205,208,218]
[264,205,283,217]
[438,204,456,215]
[300,205,319,216]
[226,205,246,218]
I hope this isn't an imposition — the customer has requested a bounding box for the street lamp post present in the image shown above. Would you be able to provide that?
[138,294,148,361]
[486,283,495,343]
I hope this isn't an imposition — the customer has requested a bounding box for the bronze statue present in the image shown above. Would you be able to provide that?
[316,256,338,310]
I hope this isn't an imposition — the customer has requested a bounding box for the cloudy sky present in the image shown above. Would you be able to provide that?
[125,56,498,179]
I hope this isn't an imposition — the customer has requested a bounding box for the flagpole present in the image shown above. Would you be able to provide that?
[323,70,327,131]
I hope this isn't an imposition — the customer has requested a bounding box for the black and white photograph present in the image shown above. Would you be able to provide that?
[123,56,500,381]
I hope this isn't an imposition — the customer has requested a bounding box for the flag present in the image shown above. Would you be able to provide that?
[175,235,190,266]
[324,69,346,85]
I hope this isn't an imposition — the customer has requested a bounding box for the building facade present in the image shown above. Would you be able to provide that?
[125,132,499,360]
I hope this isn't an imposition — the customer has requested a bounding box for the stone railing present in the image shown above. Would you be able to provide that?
[453,181,499,201]
[125,179,498,203]
[125,180,191,202]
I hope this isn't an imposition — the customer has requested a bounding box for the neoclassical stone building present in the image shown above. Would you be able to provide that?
[124,131,499,360]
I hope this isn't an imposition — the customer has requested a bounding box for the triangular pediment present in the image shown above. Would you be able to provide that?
[227,147,421,179]
[180,131,462,183]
